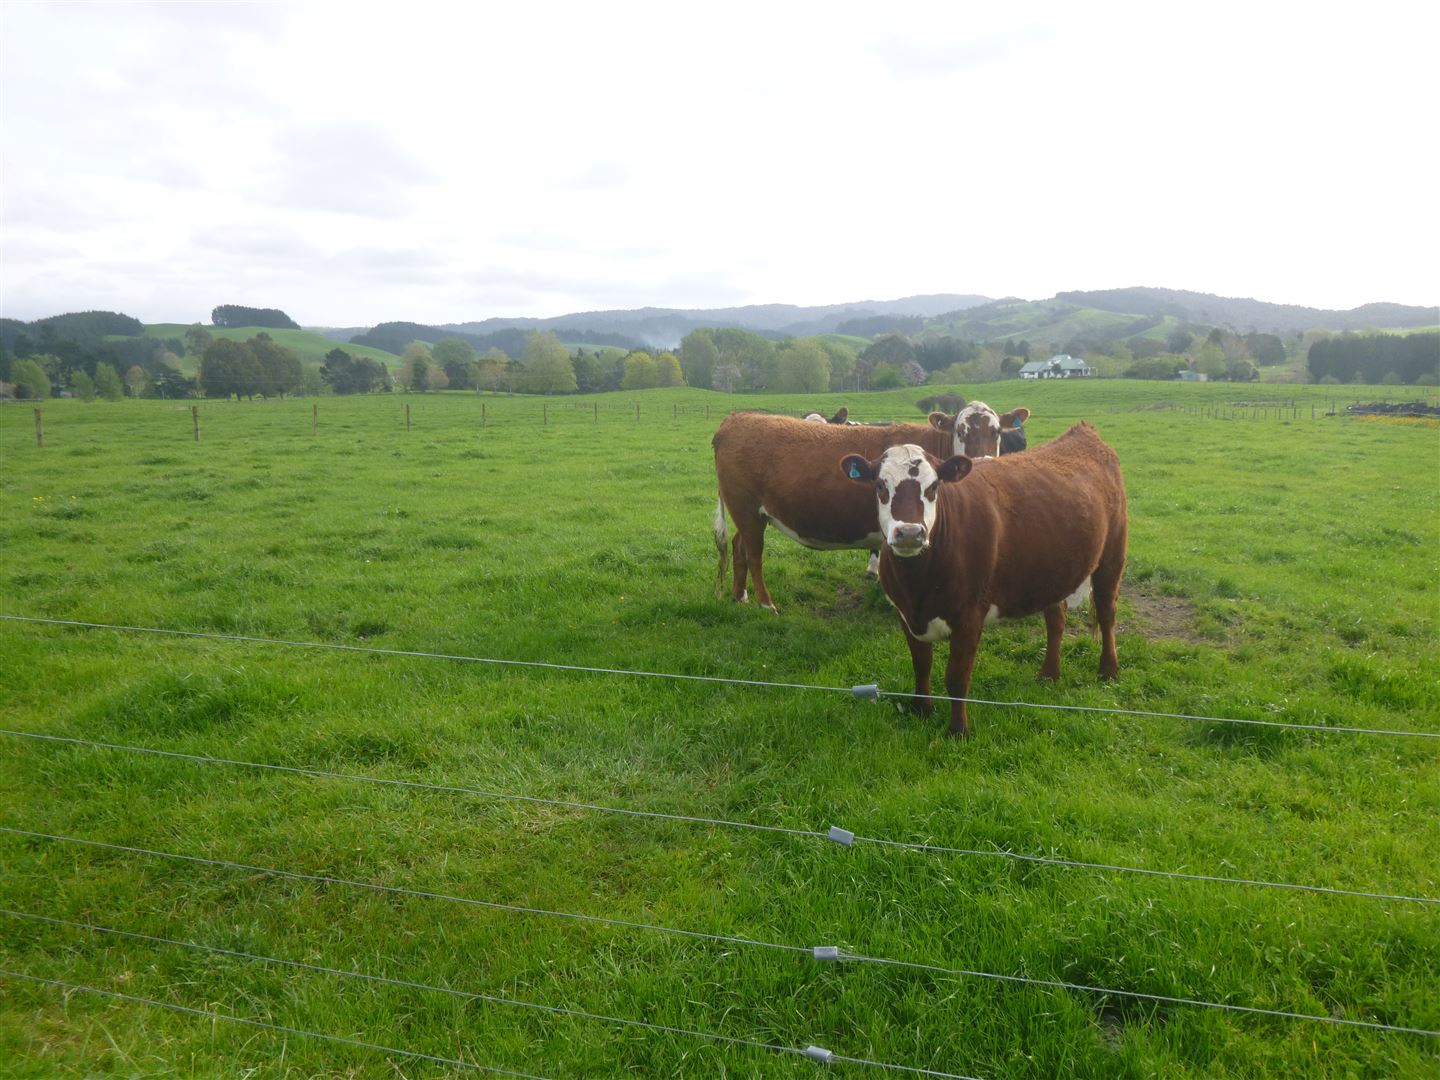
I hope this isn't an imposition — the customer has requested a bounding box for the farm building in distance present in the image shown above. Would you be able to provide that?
[1018,354,1095,379]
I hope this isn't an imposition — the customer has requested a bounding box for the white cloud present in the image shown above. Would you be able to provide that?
[1,0,1436,324]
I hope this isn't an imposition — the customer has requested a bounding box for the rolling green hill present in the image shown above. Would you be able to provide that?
[921,298,1177,349]
[140,325,401,374]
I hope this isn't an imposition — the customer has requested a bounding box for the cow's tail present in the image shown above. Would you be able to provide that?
[713,494,729,600]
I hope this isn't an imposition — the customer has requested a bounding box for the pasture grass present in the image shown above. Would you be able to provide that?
[1,384,1437,1078]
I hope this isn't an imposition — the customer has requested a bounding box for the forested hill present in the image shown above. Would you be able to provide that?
[439,294,991,347]
[1055,287,1438,334]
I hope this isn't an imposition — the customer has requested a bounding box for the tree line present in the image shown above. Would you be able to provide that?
[1,310,194,400]
[197,334,305,400]
[1307,332,1438,385]
[211,305,300,330]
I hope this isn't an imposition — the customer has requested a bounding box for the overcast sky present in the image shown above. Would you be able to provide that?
[3,1,1436,327]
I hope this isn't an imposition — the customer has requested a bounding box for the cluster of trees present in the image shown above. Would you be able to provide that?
[1117,328,1290,381]
[1308,332,1439,385]
[198,333,304,399]
[320,348,392,394]
[211,305,300,330]
[0,310,195,400]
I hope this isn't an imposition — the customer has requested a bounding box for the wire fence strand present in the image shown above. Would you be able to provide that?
[3,727,1433,907]
[0,909,981,1079]
[5,828,1435,1038]
[2,614,1436,740]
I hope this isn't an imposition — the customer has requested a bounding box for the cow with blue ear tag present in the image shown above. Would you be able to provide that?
[841,424,1128,738]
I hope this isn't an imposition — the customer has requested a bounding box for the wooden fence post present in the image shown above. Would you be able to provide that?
[191,405,200,442]
[34,408,43,449]
[673,403,677,420]
[543,403,548,426]
[482,401,487,427]
[635,402,640,422]
[312,402,317,436]
[593,402,598,422]
[406,403,411,431]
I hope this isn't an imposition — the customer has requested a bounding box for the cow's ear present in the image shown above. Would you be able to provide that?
[1001,407,1030,429]
[829,406,849,424]
[936,455,972,483]
[928,411,954,432]
[840,454,876,482]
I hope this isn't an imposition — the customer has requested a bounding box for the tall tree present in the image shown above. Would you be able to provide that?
[521,331,577,394]
[432,337,477,388]
[10,357,50,399]
[622,351,659,390]
[774,339,830,393]
[184,324,214,356]
[655,352,684,387]
[249,335,303,397]
[124,365,149,398]
[199,340,248,399]
[93,361,124,400]
[679,329,719,389]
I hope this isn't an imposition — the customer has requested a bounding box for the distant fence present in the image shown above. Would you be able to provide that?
[11,393,1440,450]
[1160,397,1440,422]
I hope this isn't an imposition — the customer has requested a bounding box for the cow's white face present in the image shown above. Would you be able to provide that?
[929,402,1030,459]
[840,444,972,557]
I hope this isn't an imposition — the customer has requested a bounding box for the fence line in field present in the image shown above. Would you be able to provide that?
[17,394,1440,450]
[1,970,556,1080]
[4,829,1435,1038]
[4,728,1433,907]
[3,614,1436,742]
[0,911,978,1079]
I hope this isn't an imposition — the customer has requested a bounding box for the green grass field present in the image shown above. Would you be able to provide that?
[2,383,1437,1078]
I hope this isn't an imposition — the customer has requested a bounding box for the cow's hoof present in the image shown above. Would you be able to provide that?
[760,602,779,614]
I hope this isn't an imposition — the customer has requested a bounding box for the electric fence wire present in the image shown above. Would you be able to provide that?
[0,910,982,1079]
[2,614,1436,741]
[2,727,1434,907]
[4,828,1435,1038]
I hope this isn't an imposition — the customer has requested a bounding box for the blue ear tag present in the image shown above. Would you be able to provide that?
[848,462,862,479]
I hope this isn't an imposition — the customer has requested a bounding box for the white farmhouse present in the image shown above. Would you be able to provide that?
[1017,354,1095,379]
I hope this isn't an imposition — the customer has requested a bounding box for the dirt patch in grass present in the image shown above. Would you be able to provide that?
[827,581,869,618]
[1119,584,1205,643]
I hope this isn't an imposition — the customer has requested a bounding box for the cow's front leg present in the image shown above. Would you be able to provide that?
[943,611,986,738]
[904,632,934,717]
[1039,601,1066,681]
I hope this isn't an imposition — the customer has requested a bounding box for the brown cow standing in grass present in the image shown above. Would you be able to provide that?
[712,403,1028,611]
[839,422,1127,737]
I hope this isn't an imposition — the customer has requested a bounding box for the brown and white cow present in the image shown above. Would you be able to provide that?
[712,403,1028,611]
[839,421,1127,737]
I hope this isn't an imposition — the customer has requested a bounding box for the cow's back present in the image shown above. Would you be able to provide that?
[937,422,1126,616]
[714,413,951,547]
